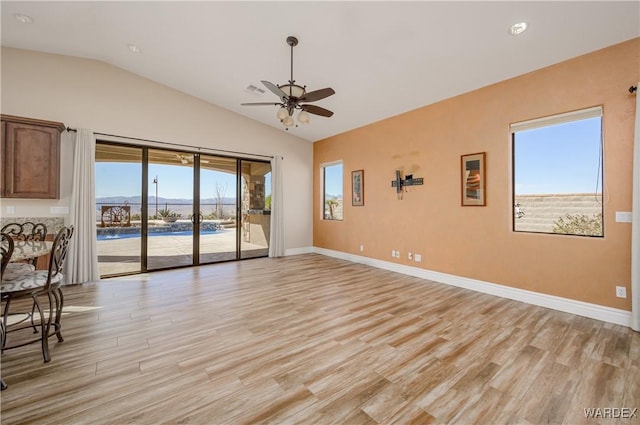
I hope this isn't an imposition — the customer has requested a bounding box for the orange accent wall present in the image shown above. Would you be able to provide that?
[313,38,639,311]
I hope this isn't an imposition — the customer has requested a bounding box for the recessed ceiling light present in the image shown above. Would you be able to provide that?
[509,22,528,36]
[127,43,141,54]
[13,13,34,24]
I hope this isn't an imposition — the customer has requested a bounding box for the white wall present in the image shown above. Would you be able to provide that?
[0,47,313,250]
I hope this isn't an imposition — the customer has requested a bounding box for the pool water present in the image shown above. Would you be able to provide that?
[97,229,220,241]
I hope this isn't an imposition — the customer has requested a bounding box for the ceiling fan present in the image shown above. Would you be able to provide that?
[242,36,335,130]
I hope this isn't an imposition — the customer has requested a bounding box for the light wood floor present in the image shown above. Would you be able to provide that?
[1,254,638,424]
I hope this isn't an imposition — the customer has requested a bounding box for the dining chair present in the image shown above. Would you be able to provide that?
[2,231,37,282]
[0,235,8,390]
[0,320,6,391]
[1,225,74,363]
[1,222,48,268]
[1,233,14,279]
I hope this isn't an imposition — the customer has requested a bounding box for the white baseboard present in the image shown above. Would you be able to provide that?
[284,246,315,256]
[312,247,632,327]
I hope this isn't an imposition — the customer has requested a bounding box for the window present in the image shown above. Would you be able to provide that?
[511,106,603,237]
[322,162,343,220]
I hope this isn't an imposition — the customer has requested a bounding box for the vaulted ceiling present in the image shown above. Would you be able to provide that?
[1,1,638,142]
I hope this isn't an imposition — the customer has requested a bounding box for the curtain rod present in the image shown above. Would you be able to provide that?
[65,127,274,160]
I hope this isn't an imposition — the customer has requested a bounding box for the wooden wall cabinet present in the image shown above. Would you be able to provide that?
[1,115,66,199]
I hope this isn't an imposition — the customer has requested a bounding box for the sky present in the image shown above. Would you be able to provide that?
[97,116,601,200]
[323,163,343,197]
[514,116,602,195]
[321,117,602,198]
[96,163,271,199]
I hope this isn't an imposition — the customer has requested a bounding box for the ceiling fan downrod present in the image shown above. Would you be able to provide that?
[279,36,305,99]
[287,36,298,86]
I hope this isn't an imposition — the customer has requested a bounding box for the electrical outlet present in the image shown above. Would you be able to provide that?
[395,250,401,258]
[408,252,413,261]
[359,244,364,252]
[391,250,396,258]
[616,286,627,298]
[414,254,422,262]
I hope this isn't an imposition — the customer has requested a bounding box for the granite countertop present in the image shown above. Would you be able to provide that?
[0,217,66,235]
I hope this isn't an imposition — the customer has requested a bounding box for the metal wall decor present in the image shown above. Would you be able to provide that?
[391,170,424,200]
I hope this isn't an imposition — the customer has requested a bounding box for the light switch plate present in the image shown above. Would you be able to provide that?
[5,206,15,214]
[615,211,632,223]
[50,206,70,214]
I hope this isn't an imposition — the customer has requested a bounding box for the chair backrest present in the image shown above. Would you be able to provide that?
[1,222,48,242]
[1,232,14,278]
[47,226,74,286]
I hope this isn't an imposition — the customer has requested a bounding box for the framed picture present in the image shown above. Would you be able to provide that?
[352,170,364,206]
[461,152,486,206]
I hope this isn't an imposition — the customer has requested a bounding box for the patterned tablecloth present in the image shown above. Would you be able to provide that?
[9,241,53,262]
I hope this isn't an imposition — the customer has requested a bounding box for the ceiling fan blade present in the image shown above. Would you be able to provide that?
[298,87,335,103]
[241,102,282,106]
[301,104,334,117]
[261,80,289,101]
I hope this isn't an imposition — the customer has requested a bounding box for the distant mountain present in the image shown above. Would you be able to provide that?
[96,196,236,205]
[95,196,140,204]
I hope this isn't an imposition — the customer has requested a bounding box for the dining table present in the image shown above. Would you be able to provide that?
[9,240,53,263]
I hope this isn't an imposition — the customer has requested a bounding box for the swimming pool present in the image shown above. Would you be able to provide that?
[97,229,221,241]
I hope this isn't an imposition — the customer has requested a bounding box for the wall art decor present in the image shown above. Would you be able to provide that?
[352,169,364,206]
[461,152,486,206]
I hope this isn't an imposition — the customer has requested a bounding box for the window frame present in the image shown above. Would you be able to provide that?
[510,106,604,238]
[320,160,344,221]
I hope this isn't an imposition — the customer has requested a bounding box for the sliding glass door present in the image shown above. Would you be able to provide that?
[240,160,271,259]
[95,144,143,276]
[95,142,271,277]
[146,149,195,270]
[199,155,237,264]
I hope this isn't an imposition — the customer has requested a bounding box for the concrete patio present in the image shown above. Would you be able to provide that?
[97,229,268,276]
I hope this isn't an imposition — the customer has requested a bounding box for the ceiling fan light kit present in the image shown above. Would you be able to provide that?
[279,84,306,99]
[298,110,310,124]
[277,107,289,120]
[241,35,335,131]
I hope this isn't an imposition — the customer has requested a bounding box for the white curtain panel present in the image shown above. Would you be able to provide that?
[632,83,640,332]
[67,129,100,284]
[269,155,285,257]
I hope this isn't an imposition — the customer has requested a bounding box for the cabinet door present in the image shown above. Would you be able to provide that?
[2,122,60,199]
